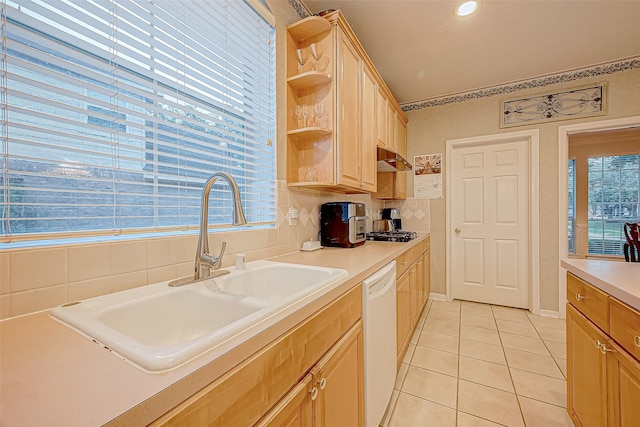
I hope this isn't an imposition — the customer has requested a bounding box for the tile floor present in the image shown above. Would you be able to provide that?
[381,299,573,427]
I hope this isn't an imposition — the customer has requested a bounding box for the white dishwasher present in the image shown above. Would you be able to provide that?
[362,260,397,427]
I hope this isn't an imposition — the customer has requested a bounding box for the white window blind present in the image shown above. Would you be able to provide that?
[0,0,276,242]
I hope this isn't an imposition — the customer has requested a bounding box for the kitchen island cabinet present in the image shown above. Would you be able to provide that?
[562,259,640,427]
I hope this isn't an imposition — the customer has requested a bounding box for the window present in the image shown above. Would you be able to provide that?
[1,0,276,242]
[568,158,576,254]
[587,155,640,255]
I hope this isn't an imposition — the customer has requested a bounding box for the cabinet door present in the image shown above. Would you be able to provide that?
[423,251,431,307]
[360,64,377,192]
[394,118,407,199]
[396,271,412,362]
[607,340,640,427]
[567,303,609,427]
[336,28,361,190]
[409,264,420,324]
[387,107,396,153]
[256,375,313,427]
[312,321,364,427]
[376,89,388,148]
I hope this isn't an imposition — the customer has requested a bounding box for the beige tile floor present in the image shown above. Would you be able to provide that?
[381,299,573,427]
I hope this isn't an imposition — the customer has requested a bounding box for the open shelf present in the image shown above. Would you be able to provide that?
[287,71,331,91]
[287,16,331,44]
[287,127,332,138]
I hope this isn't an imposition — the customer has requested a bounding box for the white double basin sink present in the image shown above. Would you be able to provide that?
[51,261,348,372]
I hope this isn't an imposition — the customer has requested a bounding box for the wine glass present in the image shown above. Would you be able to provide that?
[309,43,320,71]
[314,101,325,128]
[294,104,304,128]
[295,48,308,73]
[301,104,308,128]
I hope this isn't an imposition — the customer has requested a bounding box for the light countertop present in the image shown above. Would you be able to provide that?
[0,236,428,426]
[561,258,640,310]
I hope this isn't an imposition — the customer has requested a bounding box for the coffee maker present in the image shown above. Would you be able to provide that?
[381,208,402,231]
[320,202,367,248]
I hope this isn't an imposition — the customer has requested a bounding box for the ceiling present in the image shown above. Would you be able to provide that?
[303,0,640,105]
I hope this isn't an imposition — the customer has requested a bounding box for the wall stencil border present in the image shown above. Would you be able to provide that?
[402,56,640,112]
[500,83,606,128]
[288,0,311,18]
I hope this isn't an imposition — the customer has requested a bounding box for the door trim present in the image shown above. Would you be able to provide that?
[446,130,540,313]
[557,115,640,319]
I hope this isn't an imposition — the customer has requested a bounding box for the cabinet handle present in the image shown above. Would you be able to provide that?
[595,339,614,355]
[309,387,318,400]
[634,336,640,348]
[317,377,327,390]
[599,343,614,355]
[575,293,587,302]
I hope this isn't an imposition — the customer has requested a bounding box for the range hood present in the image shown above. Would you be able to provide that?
[376,147,413,172]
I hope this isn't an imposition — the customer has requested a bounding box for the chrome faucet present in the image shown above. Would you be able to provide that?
[193,172,247,280]
[169,172,246,287]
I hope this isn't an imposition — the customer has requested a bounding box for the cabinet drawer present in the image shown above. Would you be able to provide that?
[610,298,640,361]
[410,245,423,263]
[396,250,411,278]
[567,272,609,333]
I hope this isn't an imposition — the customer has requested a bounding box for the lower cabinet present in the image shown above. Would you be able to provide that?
[257,322,364,427]
[566,303,608,427]
[566,272,640,427]
[396,239,430,365]
[151,285,362,427]
[608,340,640,426]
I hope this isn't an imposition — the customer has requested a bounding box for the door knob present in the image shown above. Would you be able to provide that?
[455,228,461,234]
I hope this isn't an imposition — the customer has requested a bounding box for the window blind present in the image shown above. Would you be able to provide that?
[1,0,276,242]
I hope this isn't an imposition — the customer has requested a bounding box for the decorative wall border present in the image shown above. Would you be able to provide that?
[402,56,640,112]
[500,83,607,128]
[288,0,312,18]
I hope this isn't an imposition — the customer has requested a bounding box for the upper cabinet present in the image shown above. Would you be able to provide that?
[285,11,406,194]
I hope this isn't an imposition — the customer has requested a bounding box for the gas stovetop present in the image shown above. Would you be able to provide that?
[366,231,418,242]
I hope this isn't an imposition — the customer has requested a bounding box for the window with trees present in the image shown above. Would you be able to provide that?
[568,128,640,257]
[1,0,276,243]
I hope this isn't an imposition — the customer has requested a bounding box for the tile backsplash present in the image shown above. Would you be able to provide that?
[0,181,430,319]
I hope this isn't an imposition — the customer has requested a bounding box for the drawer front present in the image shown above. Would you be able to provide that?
[396,250,412,278]
[410,245,423,263]
[610,297,640,361]
[566,272,609,333]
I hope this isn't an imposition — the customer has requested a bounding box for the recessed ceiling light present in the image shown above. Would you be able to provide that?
[456,1,478,16]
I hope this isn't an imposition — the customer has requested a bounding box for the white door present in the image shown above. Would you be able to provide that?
[450,139,529,308]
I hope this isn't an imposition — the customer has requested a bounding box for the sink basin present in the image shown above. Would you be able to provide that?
[50,261,348,372]
[216,262,341,301]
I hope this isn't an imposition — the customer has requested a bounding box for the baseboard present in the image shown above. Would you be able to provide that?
[429,293,447,302]
[538,309,560,318]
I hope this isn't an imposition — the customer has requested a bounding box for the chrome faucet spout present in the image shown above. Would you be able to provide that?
[194,172,247,280]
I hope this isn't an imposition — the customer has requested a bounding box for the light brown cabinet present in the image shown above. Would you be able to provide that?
[258,321,364,427]
[374,111,408,200]
[151,285,363,427]
[376,88,389,148]
[396,238,431,364]
[286,11,405,194]
[566,272,640,427]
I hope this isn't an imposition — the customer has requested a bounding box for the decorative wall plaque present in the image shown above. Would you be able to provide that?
[500,83,607,127]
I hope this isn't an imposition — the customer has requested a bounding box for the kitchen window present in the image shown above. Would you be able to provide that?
[0,0,276,243]
[568,128,640,258]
